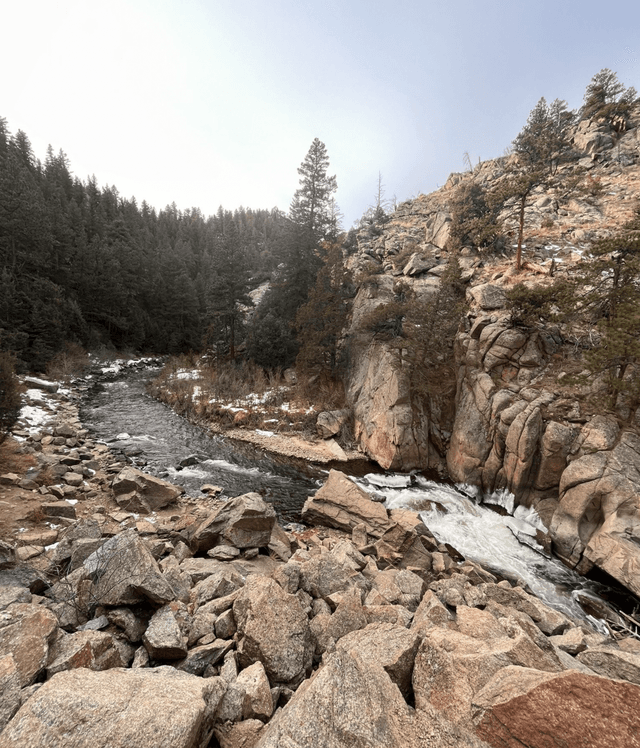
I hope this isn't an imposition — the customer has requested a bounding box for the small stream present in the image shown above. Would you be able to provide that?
[78,362,626,628]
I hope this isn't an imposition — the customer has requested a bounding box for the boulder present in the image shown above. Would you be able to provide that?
[82,529,175,606]
[177,640,234,676]
[0,585,31,610]
[0,666,227,748]
[576,646,640,685]
[190,568,244,608]
[467,283,506,310]
[46,630,123,675]
[310,592,367,655]
[111,467,183,514]
[214,720,264,748]
[336,622,421,697]
[143,604,189,661]
[188,493,276,553]
[233,575,313,686]
[316,409,350,439]
[473,666,640,748]
[235,661,274,721]
[298,551,368,600]
[301,470,392,538]
[0,655,21,734]
[0,541,16,570]
[0,604,58,686]
[412,623,562,727]
[254,648,486,748]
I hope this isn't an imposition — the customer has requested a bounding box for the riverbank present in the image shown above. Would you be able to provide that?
[146,358,367,466]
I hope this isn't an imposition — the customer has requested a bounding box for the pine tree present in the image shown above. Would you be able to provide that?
[247,139,340,370]
[492,97,574,270]
[582,69,638,131]
[289,138,338,242]
[295,242,349,378]
[206,211,253,360]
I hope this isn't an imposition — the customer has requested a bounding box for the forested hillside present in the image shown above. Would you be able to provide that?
[0,118,295,370]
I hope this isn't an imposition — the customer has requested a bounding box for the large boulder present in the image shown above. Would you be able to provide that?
[336,622,421,697]
[233,575,313,686]
[254,647,486,748]
[316,409,350,439]
[142,604,189,661]
[46,630,123,675]
[0,604,58,686]
[0,655,21,733]
[473,666,640,748]
[0,667,227,748]
[301,470,392,538]
[188,493,276,553]
[112,467,183,514]
[82,529,175,606]
[412,623,562,727]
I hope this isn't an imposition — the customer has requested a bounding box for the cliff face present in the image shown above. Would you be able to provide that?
[344,108,640,595]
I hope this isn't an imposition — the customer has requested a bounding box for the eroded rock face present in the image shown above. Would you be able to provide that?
[0,667,227,748]
[347,338,432,471]
[551,431,640,596]
[445,308,640,598]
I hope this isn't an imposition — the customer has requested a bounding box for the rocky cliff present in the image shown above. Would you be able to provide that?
[342,106,640,597]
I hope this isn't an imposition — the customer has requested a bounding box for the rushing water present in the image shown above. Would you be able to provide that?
[356,475,615,627]
[79,362,620,627]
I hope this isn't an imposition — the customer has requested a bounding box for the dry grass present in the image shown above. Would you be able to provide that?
[46,343,90,381]
[149,356,348,440]
[0,437,36,475]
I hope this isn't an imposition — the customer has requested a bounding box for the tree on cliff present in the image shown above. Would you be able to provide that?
[492,97,574,270]
[577,221,640,411]
[508,205,640,412]
[581,69,638,131]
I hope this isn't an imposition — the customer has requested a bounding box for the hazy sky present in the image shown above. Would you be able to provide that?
[2,0,639,226]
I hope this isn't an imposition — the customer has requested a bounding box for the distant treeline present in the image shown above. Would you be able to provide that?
[0,116,292,371]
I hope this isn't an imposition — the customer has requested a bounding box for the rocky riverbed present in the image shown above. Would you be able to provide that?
[1,378,640,747]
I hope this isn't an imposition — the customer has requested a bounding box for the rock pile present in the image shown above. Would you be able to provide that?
[2,424,640,748]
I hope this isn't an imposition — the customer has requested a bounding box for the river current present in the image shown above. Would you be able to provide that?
[79,361,620,628]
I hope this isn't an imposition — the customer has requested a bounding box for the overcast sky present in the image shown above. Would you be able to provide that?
[2,0,639,226]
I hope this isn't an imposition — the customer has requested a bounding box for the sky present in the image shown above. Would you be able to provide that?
[2,0,639,227]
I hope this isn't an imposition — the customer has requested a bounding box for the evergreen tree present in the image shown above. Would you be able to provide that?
[247,139,340,370]
[295,241,349,378]
[582,69,638,131]
[492,97,573,270]
[206,211,253,360]
[289,138,338,242]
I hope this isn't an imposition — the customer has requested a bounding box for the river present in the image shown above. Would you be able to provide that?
[78,361,624,628]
